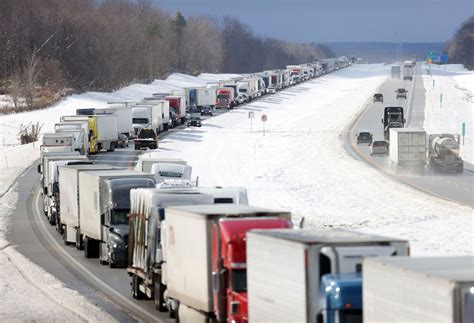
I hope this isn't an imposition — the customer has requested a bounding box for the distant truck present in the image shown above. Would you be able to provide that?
[363,256,474,323]
[132,101,170,136]
[54,122,89,155]
[61,115,119,153]
[403,61,414,81]
[428,134,463,173]
[78,170,155,266]
[59,164,120,247]
[40,132,74,154]
[389,128,427,169]
[247,229,409,323]
[95,103,133,138]
[164,205,292,321]
[381,106,405,140]
[215,87,235,109]
[135,153,187,173]
[196,87,217,109]
[391,64,401,79]
[165,96,186,125]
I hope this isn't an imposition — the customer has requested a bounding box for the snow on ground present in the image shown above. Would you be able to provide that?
[422,63,473,163]
[157,64,473,256]
[0,144,115,322]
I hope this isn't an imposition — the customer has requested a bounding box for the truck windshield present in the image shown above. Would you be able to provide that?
[133,118,148,124]
[111,209,129,225]
[340,310,362,323]
[231,270,247,292]
[388,113,402,122]
[217,94,228,99]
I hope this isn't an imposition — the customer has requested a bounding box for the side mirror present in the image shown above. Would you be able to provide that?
[381,118,383,124]
[212,271,220,292]
[43,187,48,195]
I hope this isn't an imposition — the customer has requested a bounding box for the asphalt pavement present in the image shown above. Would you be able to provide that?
[348,64,473,207]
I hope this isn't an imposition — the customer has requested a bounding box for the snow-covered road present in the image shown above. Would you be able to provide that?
[158,64,473,256]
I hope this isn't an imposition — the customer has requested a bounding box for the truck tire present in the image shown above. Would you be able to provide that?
[63,226,68,246]
[76,230,84,250]
[132,276,145,300]
[108,142,115,152]
[154,274,166,312]
[49,213,56,226]
[84,237,91,258]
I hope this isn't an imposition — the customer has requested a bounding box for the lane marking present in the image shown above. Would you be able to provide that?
[33,190,162,323]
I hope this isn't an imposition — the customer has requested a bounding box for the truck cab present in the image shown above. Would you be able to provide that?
[381,107,406,140]
[212,217,292,322]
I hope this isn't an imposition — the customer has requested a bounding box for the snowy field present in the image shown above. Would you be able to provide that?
[422,63,473,164]
[157,64,473,256]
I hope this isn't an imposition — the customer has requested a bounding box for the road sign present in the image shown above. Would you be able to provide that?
[261,114,267,122]
[462,122,466,145]
[248,112,254,119]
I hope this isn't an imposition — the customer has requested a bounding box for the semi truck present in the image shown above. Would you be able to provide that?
[363,256,474,323]
[60,115,119,153]
[165,96,186,125]
[59,164,120,247]
[389,128,427,169]
[54,122,88,155]
[40,132,74,154]
[391,64,401,79]
[196,87,217,108]
[149,162,192,184]
[247,229,409,323]
[127,189,215,309]
[428,134,464,173]
[132,104,162,136]
[381,106,405,140]
[78,170,155,266]
[164,204,292,322]
[194,186,248,204]
[403,60,414,81]
[135,153,187,173]
[133,128,158,151]
[215,88,235,109]
[38,153,88,225]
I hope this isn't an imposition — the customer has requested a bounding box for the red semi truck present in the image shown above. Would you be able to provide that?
[215,88,235,109]
[164,204,292,322]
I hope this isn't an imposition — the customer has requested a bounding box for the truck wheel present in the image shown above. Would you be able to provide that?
[49,213,56,226]
[84,237,91,258]
[63,226,68,245]
[154,275,166,312]
[108,143,115,152]
[76,230,84,250]
[132,276,144,300]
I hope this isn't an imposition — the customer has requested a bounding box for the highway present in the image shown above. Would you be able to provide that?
[347,64,473,207]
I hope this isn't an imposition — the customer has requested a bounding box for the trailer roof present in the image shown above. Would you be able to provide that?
[59,164,121,171]
[366,257,474,282]
[80,169,152,178]
[249,228,406,244]
[169,204,288,216]
[390,128,426,133]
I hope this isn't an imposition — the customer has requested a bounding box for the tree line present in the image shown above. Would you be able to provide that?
[446,16,473,70]
[0,0,333,111]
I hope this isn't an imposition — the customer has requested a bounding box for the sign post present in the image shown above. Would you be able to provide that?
[248,111,254,133]
[440,93,443,109]
[462,122,466,145]
[261,114,267,136]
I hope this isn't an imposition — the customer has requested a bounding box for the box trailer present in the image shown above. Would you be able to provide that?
[54,122,89,155]
[389,128,426,168]
[59,164,121,247]
[165,96,186,124]
[196,87,217,108]
[40,132,74,155]
[135,153,187,173]
[96,103,133,137]
[132,105,162,136]
[165,204,292,322]
[247,229,409,323]
[363,256,474,323]
[139,99,170,131]
[78,170,155,266]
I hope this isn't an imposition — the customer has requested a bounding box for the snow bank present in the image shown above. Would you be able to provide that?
[423,64,473,163]
[158,64,472,256]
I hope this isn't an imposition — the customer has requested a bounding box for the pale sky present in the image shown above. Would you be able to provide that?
[152,0,473,42]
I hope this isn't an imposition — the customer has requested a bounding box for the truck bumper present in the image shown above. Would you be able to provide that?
[110,251,127,266]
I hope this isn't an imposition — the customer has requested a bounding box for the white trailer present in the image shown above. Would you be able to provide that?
[247,229,409,323]
[59,164,119,246]
[196,87,217,108]
[140,99,170,131]
[96,103,133,137]
[194,187,248,204]
[54,122,88,154]
[40,132,74,154]
[389,128,426,168]
[403,60,414,80]
[150,163,192,184]
[363,256,474,323]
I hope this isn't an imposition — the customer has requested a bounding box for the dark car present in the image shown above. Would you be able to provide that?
[356,131,373,145]
[187,116,202,127]
[396,88,407,99]
[373,93,383,103]
[201,106,214,116]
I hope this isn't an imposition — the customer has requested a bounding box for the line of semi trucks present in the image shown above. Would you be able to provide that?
[41,57,351,156]
[35,58,472,322]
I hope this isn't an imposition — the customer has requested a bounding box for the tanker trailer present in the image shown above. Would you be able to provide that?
[428,134,463,173]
